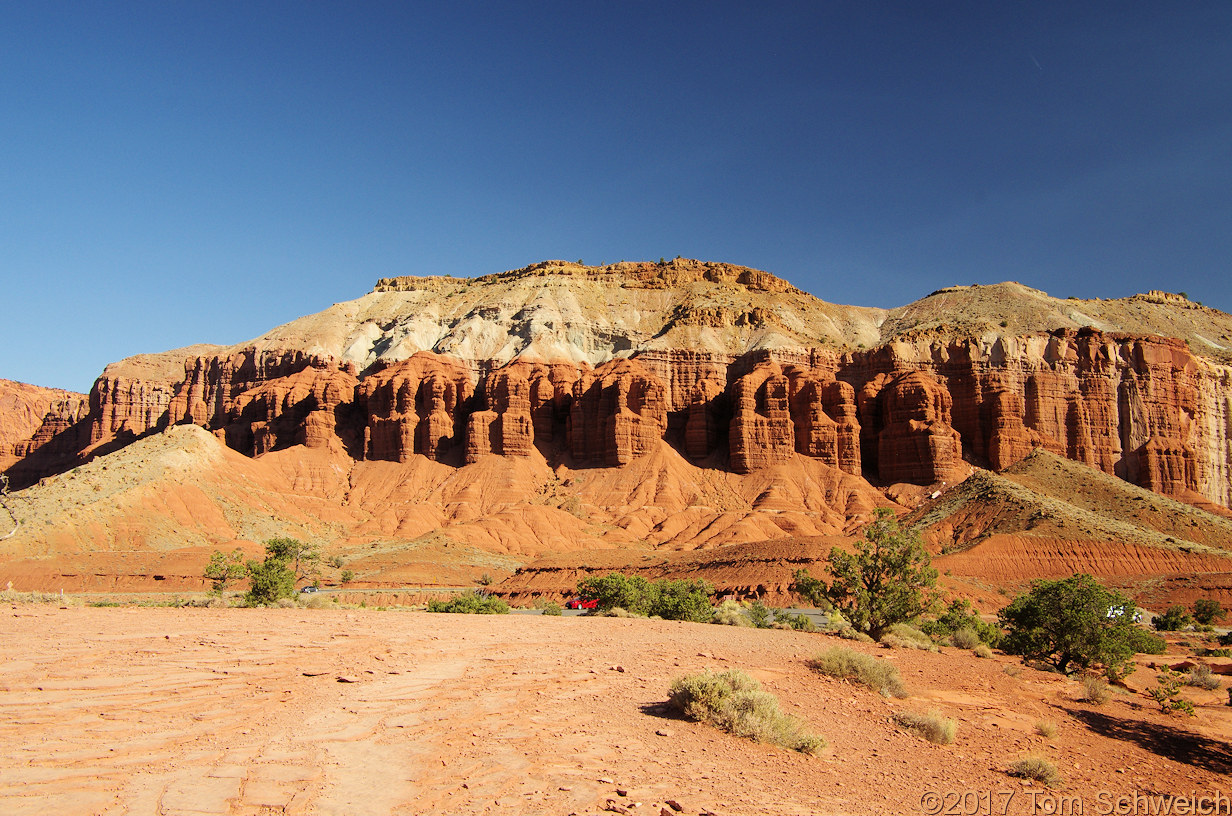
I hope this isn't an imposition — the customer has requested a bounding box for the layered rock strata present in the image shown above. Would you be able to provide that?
[9,328,1224,510]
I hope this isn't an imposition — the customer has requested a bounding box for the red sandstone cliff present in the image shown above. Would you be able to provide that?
[5,264,1232,512]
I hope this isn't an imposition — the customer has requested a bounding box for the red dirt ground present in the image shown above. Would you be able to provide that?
[2,605,1229,816]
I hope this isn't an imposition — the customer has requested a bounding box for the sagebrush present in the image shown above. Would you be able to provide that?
[668,670,824,754]
[809,646,907,697]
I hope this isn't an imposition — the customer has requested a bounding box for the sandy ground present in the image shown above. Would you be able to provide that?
[2,607,1230,816]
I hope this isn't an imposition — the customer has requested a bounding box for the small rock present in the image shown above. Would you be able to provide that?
[604,800,631,815]
[336,675,360,683]
[599,777,615,784]
[558,786,572,791]
[665,800,684,812]
[655,729,672,737]
[617,788,628,796]
[610,665,625,672]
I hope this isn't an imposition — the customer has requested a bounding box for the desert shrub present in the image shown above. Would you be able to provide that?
[340,569,355,584]
[1034,720,1058,739]
[894,709,956,744]
[1149,668,1196,716]
[1003,664,1022,677]
[1193,599,1226,626]
[1219,632,1232,647]
[1126,627,1167,655]
[1007,756,1062,787]
[203,548,249,595]
[809,646,907,697]
[973,643,994,659]
[537,600,563,616]
[837,628,875,643]
[577,573,712,622]
[712,599,752,627]
[881,623,938,651]
[649,578,714,622]
[744,599,772,628]
[951,627,982,650]
[668,670,823,754]
[245,555,295,605]
[999,574,1143,678]
[921,599,1002,646]
[602,607,643,618]
[1078,676,1111,705]
[1187,664,1221,691]
[426,591,510,614]
[1204,648,1232,658]
[792,509,937,638]
[302,594,335,610]
[773,609,816,632]
[1153,605,1193,631]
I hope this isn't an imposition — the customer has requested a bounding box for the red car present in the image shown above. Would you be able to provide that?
[564,597,598,610]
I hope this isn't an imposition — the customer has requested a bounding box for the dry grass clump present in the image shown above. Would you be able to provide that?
[809,646,907,698]
[879,623,938,652]
[601,607,644,618]
[893,709,956,744]
[0,589,79,606]
[1078,676,1110,705]
[1034,720,1058,739]
[302,594,337,610]
[1187,664,1222,691]
[973,643,994,659]
[712,599,752,627]
[950,627,982,650]
[668,670,824,754]
[1007,755,1062,787]
[1003,664,1022,678]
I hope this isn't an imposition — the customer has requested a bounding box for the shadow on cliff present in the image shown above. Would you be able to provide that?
[1063,706,1232,775]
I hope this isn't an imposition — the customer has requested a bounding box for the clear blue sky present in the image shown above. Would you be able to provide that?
[2,2,1229,392]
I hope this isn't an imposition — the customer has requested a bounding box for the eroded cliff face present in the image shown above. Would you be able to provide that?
[6,263,1232,510]
[16,327,1225,510]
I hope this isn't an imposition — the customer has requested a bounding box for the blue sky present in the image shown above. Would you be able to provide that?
[2,2,1229,392]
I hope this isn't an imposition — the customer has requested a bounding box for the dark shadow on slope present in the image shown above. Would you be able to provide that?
[1064,706,1232,775]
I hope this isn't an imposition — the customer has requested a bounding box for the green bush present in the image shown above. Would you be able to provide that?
[951,627,982,650]
[1193,599,1226,625]
[746,599,772,628]
[203,548,248,595]
[426,591,510,614]
[920,599,1002,646]
[809,646,907,697]
[1219,631,1232,647]
[1153,605,1193,631]
[668,670,823,754]
[1149,668,1195,716]
[576,573,712,622]
[894,709,956,744]
[1127,627,1167,655]
[245,552,296,605]
[654,579,716,622]
[773,609,816,632]
[537,600,563,616]
[999,574,1144,677]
